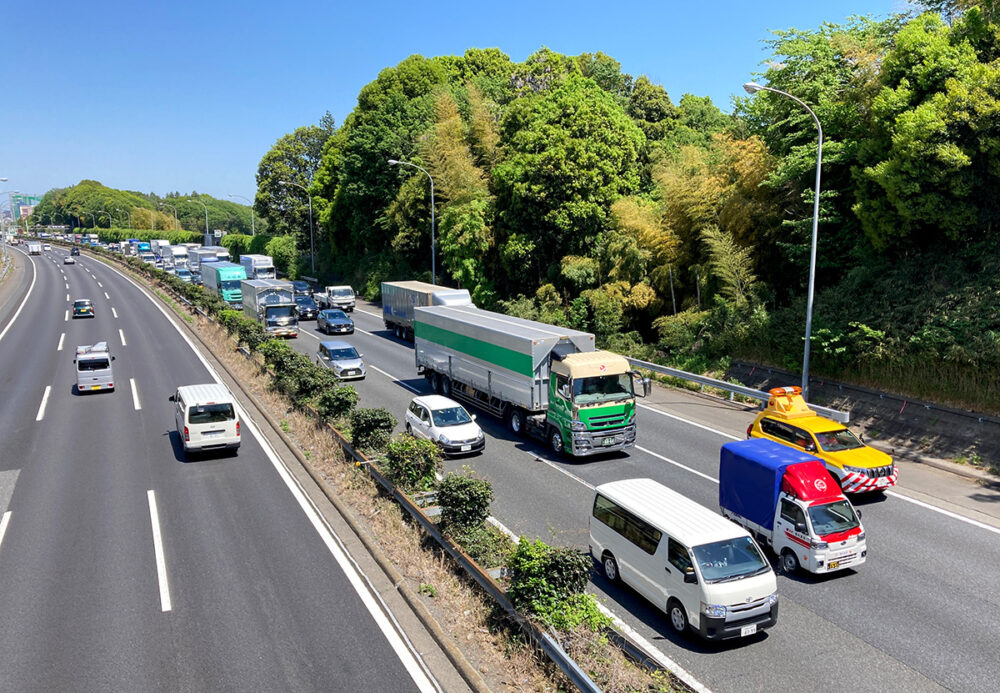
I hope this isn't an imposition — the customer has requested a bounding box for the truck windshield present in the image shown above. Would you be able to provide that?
[572,374,633,404]
[814,428,864,452]
[267,306,295,318]
[692,537,770,583]
[807,500,859,536]
[220,280,242,291]
[333,288,352,297]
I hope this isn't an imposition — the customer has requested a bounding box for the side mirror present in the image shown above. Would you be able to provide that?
[805,443,817,453]
[471,414,477,421]
[359,354,364,358]
[112,356,116,361]
[857,510,863,519]
[683,570,698,584]
[795,521,807,534]
[642,377,651,397]
[168,394,176,402]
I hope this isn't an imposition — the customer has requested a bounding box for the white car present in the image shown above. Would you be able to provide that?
[63,255,75,264]
[404,395,485,457]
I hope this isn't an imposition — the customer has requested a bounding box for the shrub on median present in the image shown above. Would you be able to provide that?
[350,408,396,453]
[438,467,494,531]
[382,436,441,493]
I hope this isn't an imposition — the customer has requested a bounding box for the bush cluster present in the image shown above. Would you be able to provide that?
[350,408,397,452]
[382,436,441,492]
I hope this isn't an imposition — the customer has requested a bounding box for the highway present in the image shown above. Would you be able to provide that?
[289,297,1000,693]
[0,248,443,692]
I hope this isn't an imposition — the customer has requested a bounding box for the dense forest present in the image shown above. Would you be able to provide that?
[30,2,1000,412]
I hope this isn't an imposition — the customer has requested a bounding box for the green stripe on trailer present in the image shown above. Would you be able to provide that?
[416,322,533,377]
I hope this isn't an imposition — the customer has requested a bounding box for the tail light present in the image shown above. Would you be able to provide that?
[236,421,240,437]
[183,426,190,442]
[746,423,753,438]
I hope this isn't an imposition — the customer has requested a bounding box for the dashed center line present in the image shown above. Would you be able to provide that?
[66,293,70,301]
[65,283,69,290]
[64,310,69,322]
[57,333,65,351]
[130,378,141,410]
[119,329,127,346]
[35,386,52,421]
[0,511,11,554]
[98,282,103,288]
[112,307,119,319]
[104,292,110,300]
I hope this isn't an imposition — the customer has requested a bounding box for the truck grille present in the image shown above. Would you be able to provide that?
[866,465,894,479]
[588,413,629,429]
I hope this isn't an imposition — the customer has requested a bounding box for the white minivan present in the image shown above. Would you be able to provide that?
[75,342,115,393]
[170,383,241,456]
[590,478,778,641]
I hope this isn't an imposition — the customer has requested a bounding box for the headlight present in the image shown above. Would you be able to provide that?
[857,532,865,541]
[476,430,484,440]
[438,435,451,445]
[570,421,587,432]
[700,602,726,618]
[767,593,779,606]
[844,465,867,474]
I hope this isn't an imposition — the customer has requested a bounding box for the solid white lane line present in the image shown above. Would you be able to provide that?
[636,445,720,484]
[119,328,127,346]
[112,307,119,319]
[886,491,1000,536]
[146,490,172,612]
[104,265,437,690]
[35,386,52,422]
[64,310,69,322]
[131,378,141,410]
[57,333,65,351]
[0,511,11,555]
[0,249,38,345]
[104,292,110,300]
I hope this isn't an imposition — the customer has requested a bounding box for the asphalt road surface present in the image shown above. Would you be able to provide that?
[290,297,1000,693]
[0,248,440,692]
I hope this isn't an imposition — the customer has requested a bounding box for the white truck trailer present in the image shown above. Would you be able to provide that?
[414,304,650,456]
[381,280,471,340]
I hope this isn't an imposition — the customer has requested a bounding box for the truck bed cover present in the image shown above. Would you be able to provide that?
[719,439,822,531]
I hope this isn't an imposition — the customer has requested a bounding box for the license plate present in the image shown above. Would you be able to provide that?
[828,560,840,570]
[741,624,757,637]
[460,444,471,451]
[91,385,101,390]
[203,430,223,438]
[602,437,616,446]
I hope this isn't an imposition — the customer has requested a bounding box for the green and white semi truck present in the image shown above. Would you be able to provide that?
[414,304,651,456]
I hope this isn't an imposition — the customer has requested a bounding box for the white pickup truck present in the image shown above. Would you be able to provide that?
[315,285,356,312]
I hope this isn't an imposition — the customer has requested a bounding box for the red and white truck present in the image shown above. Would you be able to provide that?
[719,438,867,574]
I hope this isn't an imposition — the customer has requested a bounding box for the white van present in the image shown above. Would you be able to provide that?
[590,478,778,641]
[75,342,115,393]
[170,383,241,455]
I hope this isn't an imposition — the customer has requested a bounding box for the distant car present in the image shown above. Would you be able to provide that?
[170,383,241,456]
[294,295,319,320]
[317,309,354,335]
[316,340,366,380]
[291,280,312,296]
[191,272,203,286]
[63,255,76,265]
[404,395,485,457]
[176,268,193,283]
[70,247,80,256]
[72,298,95,318]
[43,243,52,251]
[163,266,176,275]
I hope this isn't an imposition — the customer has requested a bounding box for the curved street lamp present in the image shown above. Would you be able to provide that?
[98,210,114,228]
[116,207,132,230]
[743,81,823,402]
[159,202,179,231]
[227,194,255,236]
[187,198,209,237]
[278,180,314,273]
[387,159,436,285]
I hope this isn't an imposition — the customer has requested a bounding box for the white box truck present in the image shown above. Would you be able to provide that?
[241,279,298,337]
[239,254,276,280]
[381,280,472,340]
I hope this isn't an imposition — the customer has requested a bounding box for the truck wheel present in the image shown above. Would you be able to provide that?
[549,427,565,455]
[602,553,620,583]
[508,407,525,436]
[441,376,451,396]
[781,549,800,574]
[429,372,441,393]
[667,599,689,635]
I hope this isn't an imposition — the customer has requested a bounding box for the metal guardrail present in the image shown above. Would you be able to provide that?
[627,356,850,424]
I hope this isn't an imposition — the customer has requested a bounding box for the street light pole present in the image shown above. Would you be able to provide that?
[116,207,132,230]
[159,203,178,231]
[387,159,436,285]
[278,180,314,273]
[227,194,255,235]
[188,198,209,238]
[743,81,823,402]
[98,210,113,228]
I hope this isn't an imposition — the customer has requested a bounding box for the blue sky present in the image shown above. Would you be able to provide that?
[2,0,897,204]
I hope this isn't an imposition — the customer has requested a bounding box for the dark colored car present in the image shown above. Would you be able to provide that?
[317,309,355,335]
[294,295,318,320]
[291,280,312,296]
[191,272,203,286]
[70,247,80,256]
[72,298,95,318]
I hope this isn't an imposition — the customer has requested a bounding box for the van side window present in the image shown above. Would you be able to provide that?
[667,539,693,574]
[593,495,662,555]
[792,428,813,449]
[761,418,792,442]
